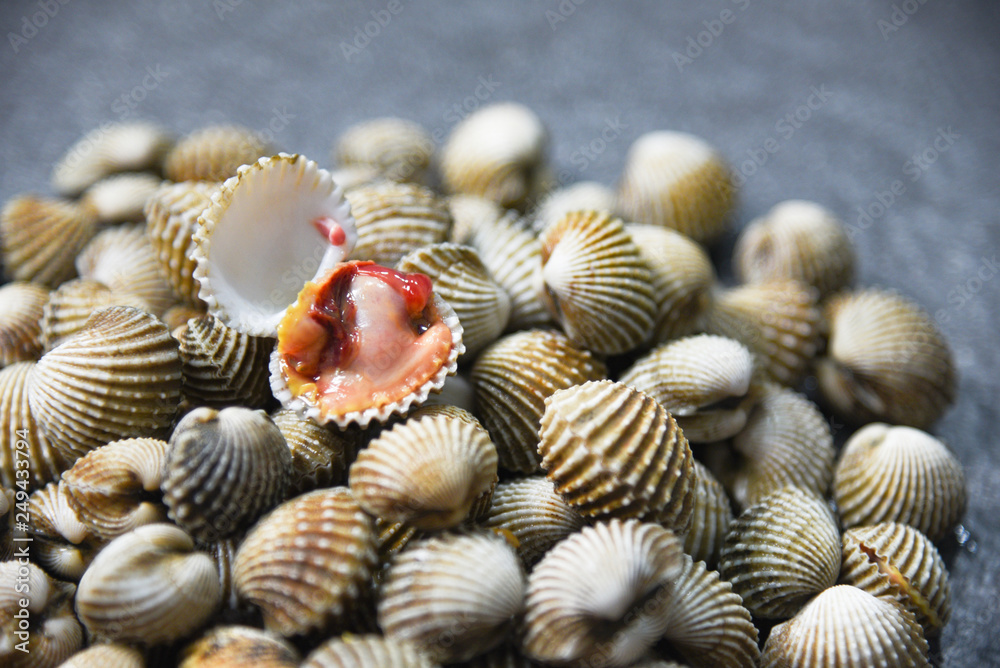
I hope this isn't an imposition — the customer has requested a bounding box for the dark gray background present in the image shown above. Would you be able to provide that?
[1,0,997,664]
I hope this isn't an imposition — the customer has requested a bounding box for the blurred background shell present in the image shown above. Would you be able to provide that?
[0,195,98,287]
[0,560,83,667]
[833,423,966,542]
[51,121,172,196]
[840,521,951,638]
[233,487,377,636]
[719,486,841,620]
[28,306,182,464]
[680,460,733,568]
[80,172,163,225]
[271,406,356,495]
[471,329,606,473]
[760,585,929,668]
[39,279,151,352]
[345,180,452,266]
[75,523,222,644]
[446,194,504,245]
[537,209,655,355]
[529,181,617,234]
[521,519,683,667]
[302,634,439,668]
[626,223,715,343]
[163,124,272,182]
[0,281,49,367]
[733,199,855,298]
[0,362,67,490]
[816,288,956,429]
[616,130,736,245]
[440,102,549,211]
[179,625,300,668]
[162,407,291,543]
[619,334,756,443]
[58,643,146,668]
[397,242,510,357]
[538,380,695,531]
[378,530,526,663]
[334,117,434,185]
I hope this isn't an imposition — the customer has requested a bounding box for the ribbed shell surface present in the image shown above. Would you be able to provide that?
[175,315,273,409]
[346,181,452,266]
[0,195,98,287]
[0,282,48,367]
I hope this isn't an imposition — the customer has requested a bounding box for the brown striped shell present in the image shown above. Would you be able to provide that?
[334,117,434,184]
[271,407,355,495]
[479,476,586,567]
[521,519,684,667]
[446,194,504,246]
[345,181,452,266]
[833,423,966,542]
[26,482,98,581]
[350,413,497,530]
[840,522,950,637]
[80,172,163,225]
[616,131,736,245]
[28,306,182,463]
[162,407,291,543]
[58,643,146,668]
[179,625,301,668]
[174,315,274,410]
[302,635,438,668]
[0,560,83,667]
[1,195,98,287]
[471,329,606,473]
[718,487,841,619]
[734,200,855,297]
[75,523,222,644]
[0,362,67,490]
[61,437,169,540]
[530,181,617,233]
[397,243,511,356]
[817,288,956,429]
[700,280,821,386]
[538,380,695,531]
[538,209,656,354]
[731,384,835,509]
[0,282,48,367]
[760,585,930,667]
[233,487,378,636]
[51,121,171,196]
[164,125,272,182]
[40,279,150,353]
[144,180,220,307]
[680,460,733,568]
[619,334,756,443]
[378,530,526,662]
[626,223,716,343]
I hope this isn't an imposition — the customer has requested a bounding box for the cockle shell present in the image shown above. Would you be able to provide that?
[76,223,176,317]
[719,486,841,620]
[302,635,438,668]
[39,279,150,353]
[162,407,291,543]
[233,487,378,636]
[174,315,274,410]
[657,554,759,668]
[537,209,656,354]
[345,181,452,267]
[206,537,241,614]
[26,482,96,581]
[192,153,357,337]
[447,194,504,245]
[616,131,736,245]
[840,522,951,637]
[530,181,617,233]
[0,560,82,667]
[440,102,549,211]
[80,172,163,225]
[760,585,930,668]
[179,625,301,668]
[334,117,434,184]
[51,121,172,196]
[144,180,220,307]
[619,334,756,443]
[397,242,511,356]
[626,223,715,343]
[0,195,98,287]
[271,407,355,495]
[163,125,272,183]
[378,530,526,662]
[833,423,966,542]
[680,460,733,568]
[330,165,381,191]
[58,643,146,668]
[349,413,498,530]
[0,362,65,490]
[734,200,855,297]
[416,372,477,414]
[479,476,586,567]
[28,306,183,463]
[538,380,695,530]
[75,523,222,644]
[816,288,956,429]
[0,282,48,367]
[700,280,821,385]
[162,303,208,331]
[0,487,10,562]
[521,519,683,667]
[731,384,835,509]
[61,437,169,540]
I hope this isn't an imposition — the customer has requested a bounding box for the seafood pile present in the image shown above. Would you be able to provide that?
[0,106,964,667]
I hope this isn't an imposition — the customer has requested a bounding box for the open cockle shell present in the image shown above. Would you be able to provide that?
[192,153,357,337]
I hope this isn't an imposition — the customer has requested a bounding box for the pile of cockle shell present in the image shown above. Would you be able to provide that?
[0,104,965,667]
